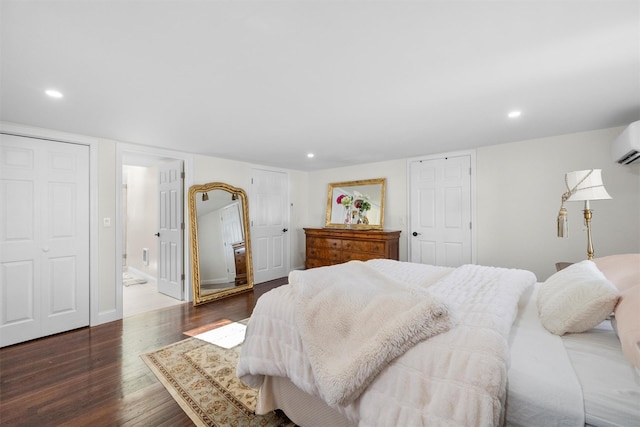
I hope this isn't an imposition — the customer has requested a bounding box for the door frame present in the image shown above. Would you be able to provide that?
[0,122,100,325]
[116,144,194,313]
[406,149,477,265]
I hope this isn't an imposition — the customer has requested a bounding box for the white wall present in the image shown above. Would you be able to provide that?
[197,210,228,283]
[192,155,309,275]
[306,126,639,281]
[289,170,309,270]
[476,126,640,280]
[96,139,118,322]
[123,165,158,277]
[306,159,409,259]
[5,121,638,326]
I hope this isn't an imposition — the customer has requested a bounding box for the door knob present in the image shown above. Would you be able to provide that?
[412,231,421,237]
[155,232,160,237]
[282,228,288,233]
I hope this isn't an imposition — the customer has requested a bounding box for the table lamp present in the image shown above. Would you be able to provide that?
[557,169,611,260]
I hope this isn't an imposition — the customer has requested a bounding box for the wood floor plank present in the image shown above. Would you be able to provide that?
[0,279,286,426]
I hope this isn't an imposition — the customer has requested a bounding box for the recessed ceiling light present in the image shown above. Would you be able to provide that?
[307,153,315,158]
[508,110,521,118]
[45,89,63,98]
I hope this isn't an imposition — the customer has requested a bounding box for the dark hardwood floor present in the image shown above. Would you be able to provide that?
[0,278,287,426]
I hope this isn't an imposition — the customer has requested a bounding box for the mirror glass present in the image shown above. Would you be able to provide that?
[188,182,253,305]
[325,178,386,230]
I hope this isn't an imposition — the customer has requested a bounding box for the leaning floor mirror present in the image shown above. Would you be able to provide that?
[188,182,253,305]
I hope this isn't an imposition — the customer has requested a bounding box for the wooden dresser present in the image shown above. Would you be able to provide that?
[304,228,401,269]
[232,241,247,285]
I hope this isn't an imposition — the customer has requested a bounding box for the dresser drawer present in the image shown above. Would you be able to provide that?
[305,258,338,269]
[304,228,401,269]
[307,237,342,249]
[307,247,341,262]
[342,240,385,254]
[342,252,382,262]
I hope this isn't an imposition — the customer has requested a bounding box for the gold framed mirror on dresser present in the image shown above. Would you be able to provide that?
[325,178,386,230]
[304,228,401,269]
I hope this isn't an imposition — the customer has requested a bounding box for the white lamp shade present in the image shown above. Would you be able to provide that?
[565,169,611,201]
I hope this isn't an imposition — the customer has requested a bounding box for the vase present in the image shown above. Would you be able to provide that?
[344,206,352,228]
[357,210,369,225]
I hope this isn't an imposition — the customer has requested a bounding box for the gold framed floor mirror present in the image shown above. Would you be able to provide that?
[188,182,253,305]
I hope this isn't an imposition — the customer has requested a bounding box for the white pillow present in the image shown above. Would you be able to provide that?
[537,260,620,335]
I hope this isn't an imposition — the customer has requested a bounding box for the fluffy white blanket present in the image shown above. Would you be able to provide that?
[289,261,453,406]
[238,260,536,426]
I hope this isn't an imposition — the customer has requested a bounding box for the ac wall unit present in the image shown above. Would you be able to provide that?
[613,120,640,165]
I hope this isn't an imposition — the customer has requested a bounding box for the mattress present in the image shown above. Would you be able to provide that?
[562,319,640,427]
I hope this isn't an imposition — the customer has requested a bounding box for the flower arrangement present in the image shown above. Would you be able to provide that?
[336,194,353,207]
[354,198,371,212]
[336,194,354,225]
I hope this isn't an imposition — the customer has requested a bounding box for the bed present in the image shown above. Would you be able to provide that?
[237,255,640,426]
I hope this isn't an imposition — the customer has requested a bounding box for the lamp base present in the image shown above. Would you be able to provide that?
[584,208,594,260]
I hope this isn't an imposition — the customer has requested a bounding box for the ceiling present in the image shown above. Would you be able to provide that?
[1,1,638,171]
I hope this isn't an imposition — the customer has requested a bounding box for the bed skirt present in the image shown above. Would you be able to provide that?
[257,375,355,427]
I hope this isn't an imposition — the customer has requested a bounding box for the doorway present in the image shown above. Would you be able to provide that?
[118,148,190,318]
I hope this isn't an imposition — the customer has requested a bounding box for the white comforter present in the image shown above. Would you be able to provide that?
[238,260,536,427]
[289,261,453,406]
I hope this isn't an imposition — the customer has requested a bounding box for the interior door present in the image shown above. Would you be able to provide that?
[409,155,472,267]
[157,160,184,300]
[1,134,89,347]
[251,169,289,283]
[220,202,243,282]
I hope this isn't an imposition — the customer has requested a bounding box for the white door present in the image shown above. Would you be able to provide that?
[1,134,89,347]
[409,155,472,267]
[157,160,183,300]
[220,202,243,282]
[251,169,289,283]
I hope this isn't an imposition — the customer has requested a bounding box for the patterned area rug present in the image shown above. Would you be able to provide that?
[141,337,295,427]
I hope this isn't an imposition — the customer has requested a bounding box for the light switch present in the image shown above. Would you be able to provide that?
[103,217,111,227]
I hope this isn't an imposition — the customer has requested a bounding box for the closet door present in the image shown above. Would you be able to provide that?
[1,135,89,347]
[409,155,472,267]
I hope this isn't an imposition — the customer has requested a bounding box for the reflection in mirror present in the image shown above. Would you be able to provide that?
[325,178,386,230]
[188,182,253,305]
